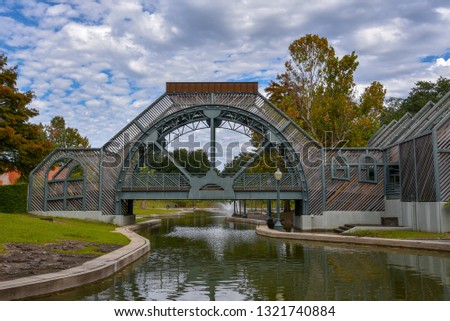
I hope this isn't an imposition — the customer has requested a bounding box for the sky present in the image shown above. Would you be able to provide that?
[1,0,450,149]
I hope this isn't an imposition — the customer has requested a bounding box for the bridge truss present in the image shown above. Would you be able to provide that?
[29,83,324,219]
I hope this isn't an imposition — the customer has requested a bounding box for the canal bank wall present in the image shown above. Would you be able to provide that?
[0,219,160,300]
[255,225,450,253]
[225,216,450,253]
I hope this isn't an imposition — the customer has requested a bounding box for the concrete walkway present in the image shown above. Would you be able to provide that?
[226,216,450,252]
[256,225,450,252]
[0,219,160,300]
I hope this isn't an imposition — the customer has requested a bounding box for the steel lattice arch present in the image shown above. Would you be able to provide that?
[28,82,450,232]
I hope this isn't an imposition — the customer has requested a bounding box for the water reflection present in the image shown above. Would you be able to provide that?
[39,211,450,301]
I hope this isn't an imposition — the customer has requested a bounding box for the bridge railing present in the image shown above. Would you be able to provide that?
[122,172,302,192]
[233,173,302,191]
[122,173,190,191]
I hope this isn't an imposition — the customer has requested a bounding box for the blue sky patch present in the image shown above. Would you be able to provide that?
[420,50,450,63]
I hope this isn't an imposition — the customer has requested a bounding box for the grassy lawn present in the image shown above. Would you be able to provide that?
[347,229,450,239]
[0,213,130,254]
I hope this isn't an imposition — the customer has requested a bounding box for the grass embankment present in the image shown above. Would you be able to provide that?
[0,213,130,255]
[133,200,189,223]
[347,229,450,240]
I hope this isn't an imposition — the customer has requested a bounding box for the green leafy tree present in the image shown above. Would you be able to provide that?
[401,76,450,114]
[352,81,386,146]
[222,152,254,175]
[0,53,53,180]
[382,97,405,124]
[145,148,210,174]
[266,34,386,147]
[383,76,450,124]
[44,116,89,148]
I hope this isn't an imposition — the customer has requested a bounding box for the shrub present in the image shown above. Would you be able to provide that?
[0,184,28,213]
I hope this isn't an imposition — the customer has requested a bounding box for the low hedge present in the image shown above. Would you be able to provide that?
[0,184,28,213]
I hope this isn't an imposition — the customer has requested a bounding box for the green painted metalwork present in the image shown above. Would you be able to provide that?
[122,173,190,191]
[321,148,326,211]
[358,154,378,184]
[233,140,272,180]
[98,149,104,211]
[433,129,442,201]
[44,157,87,211]
[113,103,310,214]
[31,83,450,220]
[413,138,419,201]
[385,165,401,199]
[234,173,301,191]
[331,154,350,180]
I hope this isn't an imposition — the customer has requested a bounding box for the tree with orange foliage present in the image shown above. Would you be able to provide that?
[266,34,385,147]
[0,53,53,180]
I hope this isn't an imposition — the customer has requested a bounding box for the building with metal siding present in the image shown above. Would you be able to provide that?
[368,91,450,232]
[27,83,450,232]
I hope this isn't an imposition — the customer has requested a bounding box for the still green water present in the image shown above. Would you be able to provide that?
[43,211,450,300]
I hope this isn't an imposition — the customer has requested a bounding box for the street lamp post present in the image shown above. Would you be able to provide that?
[274,168,283,230]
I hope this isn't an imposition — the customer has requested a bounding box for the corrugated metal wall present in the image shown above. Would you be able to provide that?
[399,134,437,202]
[437,119,450,202]
[400,140,416,202]
[324,149,385,211]
[29,149,101,212]
[99,92,321,215]
[415,135,436,201]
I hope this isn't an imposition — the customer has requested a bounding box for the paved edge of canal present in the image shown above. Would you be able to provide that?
[2,214,449,300]
[0,219,160,301]
[225,217,450,253]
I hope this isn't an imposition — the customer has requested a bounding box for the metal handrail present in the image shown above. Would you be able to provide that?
[122,173,190,191]
[233,173,302,191]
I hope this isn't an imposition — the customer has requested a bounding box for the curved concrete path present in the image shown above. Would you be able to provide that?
[256,225,450,252]
[226,216,450,252]
[0,220,160,300]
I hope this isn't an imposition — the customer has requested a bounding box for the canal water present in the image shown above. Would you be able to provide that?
[42,211,450,300]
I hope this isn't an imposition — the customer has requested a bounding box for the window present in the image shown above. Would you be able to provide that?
[331,155,350,180]
[45,158,86,211]
[386,164,400,198]
[358,155,377,183]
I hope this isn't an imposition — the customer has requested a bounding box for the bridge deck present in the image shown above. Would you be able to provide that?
[120,173,303,200]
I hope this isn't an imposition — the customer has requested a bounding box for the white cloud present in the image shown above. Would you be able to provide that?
[436,7,450,20]
[354,18,407,54]
[46,4,76,17]
[1,0,450,146]
[436,58,450,67]
[427,58,450,80]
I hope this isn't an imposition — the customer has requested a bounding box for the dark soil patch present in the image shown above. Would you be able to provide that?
[0,241,120,282]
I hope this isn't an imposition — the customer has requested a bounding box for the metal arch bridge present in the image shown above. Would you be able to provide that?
[28,82,324,217]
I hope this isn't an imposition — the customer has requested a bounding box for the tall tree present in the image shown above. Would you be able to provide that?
[383,76,450,124]
[44,116,89,148]
[382,97,405,125]
[266,34,386,147]
[402,76,450,114]
[352,81,386,146]
[0,53,53,180]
